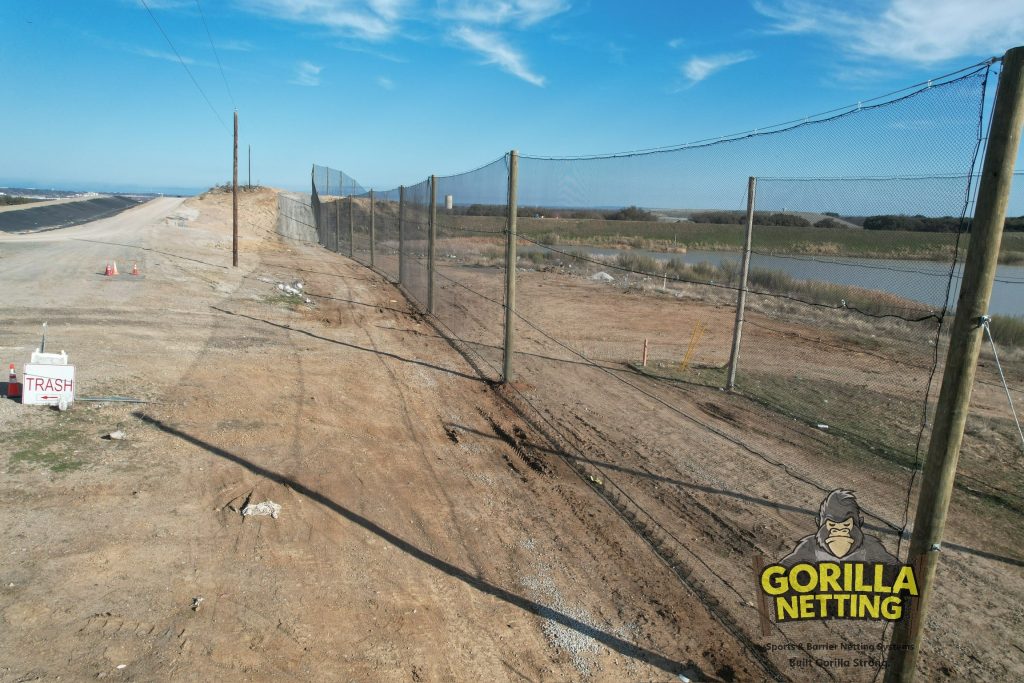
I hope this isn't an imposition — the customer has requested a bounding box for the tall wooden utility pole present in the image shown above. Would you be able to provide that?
[502,150,519,383]
[885,46,1024,682]
[369,189,375,268]
[232,110,238,268]
[428,176,437,314]
[248,144,251,189]
[726,176,755,390]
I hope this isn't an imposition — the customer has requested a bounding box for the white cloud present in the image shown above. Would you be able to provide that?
[292,61,323,85]
[451,25,545,86]
[242,0,410,41]
[132,46,196,65]
[439,0,569,27]
[377,75,395,89]
[217,39,254,52]
[753,0,1024,64]
[682,51,754,85]
[667,37,684,49]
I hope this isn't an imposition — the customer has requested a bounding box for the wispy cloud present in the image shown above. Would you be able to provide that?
[377,75,395,89]
[439,0,569,27]
[451,25,545,86]
[217,39,254,52]
[667,37,684,49]
[131,46,196,65]
[753,0,1024,64]
[681,51,754,85]
[291,61,323,85]
[243,0,409,41]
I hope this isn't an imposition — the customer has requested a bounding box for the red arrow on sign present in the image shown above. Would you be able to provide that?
[40,395,59,400]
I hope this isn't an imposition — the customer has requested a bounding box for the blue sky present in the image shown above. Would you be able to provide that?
[1,0,1023,198]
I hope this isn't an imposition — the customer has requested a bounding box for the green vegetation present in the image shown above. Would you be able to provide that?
[988,314,1024,349]
[692,211,812,227]
[0,195,41,206]
[814,218,847,229]
[864,214,1024,232]
[442,212,1024,262]
[9,426,86,472]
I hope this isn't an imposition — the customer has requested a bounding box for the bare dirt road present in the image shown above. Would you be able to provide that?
[0,189,767,681]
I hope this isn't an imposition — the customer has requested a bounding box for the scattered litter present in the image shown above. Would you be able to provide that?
[590,271,614,282]
[270,278,314,307]
[104,430,127,440]
[816,423,829,431]
[242,500,282,519]
[191,596,204,611]
[116,664,127,670]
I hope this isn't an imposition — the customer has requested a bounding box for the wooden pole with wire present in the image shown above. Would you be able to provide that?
[369,189,375,268]
[398,186,405,285]
[502,150,519,383]
[884,45,1024,683]
[232,110,238,268]
[726,176,755,390]
[428,176,437,314]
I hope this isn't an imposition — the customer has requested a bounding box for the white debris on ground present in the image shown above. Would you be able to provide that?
[590,271,615,282]
[522,566,603,676]
[241,501,282,519]
[257,275,314,305]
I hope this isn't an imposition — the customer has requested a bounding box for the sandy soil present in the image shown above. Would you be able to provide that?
[0,189,771,682]
[416,257,1024,682]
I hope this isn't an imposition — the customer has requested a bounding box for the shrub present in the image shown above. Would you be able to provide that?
[988,315,1024,348]
[605,205,657,221]
[615,252,660,273]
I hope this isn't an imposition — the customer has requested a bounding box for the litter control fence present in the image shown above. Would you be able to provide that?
[300,59,1024,681]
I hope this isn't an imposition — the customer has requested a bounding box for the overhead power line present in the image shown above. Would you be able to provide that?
[138,0,229,133]
[194,0,236,110]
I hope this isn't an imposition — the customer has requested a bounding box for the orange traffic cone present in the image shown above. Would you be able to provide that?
[130,262,139,276]
[7,363,20,399]
[104,261,114,276]
[111,261,119,276]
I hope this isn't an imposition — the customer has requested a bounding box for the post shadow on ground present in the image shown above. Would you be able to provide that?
[131,411,699,678]
[210,306,484,384]
[446,422,1024,569]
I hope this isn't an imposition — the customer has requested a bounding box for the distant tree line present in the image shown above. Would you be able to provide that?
[452,204,1024,231]
[0,195,41,206]
[863,214,1024,232]
[455,204,658,221]
[693,211,813,227]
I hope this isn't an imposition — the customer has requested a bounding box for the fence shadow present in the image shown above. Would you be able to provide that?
[210,306,483,383]
[132,411,695,677]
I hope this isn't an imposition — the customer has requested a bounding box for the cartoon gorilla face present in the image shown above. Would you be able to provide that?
[780,489,899,566]
[818,516,858,557]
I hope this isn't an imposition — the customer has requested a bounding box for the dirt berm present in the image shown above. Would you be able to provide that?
[0,188,764,681]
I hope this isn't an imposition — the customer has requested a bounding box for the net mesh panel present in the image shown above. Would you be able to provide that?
[512,67,994,677]
[373,187,402,281]
[304,64,1024,679]
[400,179,431,309]
[432,156,510,381]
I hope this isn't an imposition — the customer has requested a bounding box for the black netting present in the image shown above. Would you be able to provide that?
[297,61,1024,681]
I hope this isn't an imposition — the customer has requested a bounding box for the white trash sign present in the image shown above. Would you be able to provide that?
[23,363,76,406]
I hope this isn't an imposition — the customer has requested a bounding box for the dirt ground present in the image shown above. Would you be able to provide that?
[416,256,1024,682]
[0,189,773,681]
